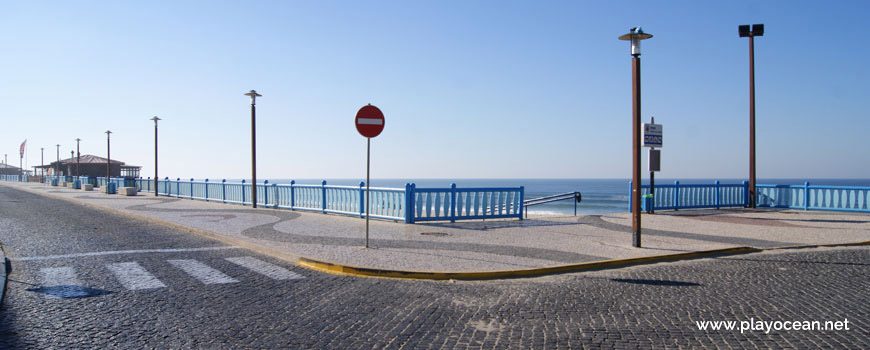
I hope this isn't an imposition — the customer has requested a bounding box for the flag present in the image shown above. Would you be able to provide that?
[20,139,26,158]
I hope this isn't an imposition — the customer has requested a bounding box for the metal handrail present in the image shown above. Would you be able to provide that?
[523,191,582,218]
[483,191,582,218]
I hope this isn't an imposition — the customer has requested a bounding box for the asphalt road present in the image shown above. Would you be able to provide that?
[0,185,867,349]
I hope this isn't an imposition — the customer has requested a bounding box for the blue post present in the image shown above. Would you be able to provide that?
[290,180,296,209]
[628,181,633,212]
[321,180,327,214]
[164,177,169,195]
[263,180,269,207]
[449,183,457,223]
[359,182,366,218]
[190,178,194,199]
[674,180,680,211]
[205,179,209,201]
[176,178,181,198]
[409,183,417,223]
[272,183,279,208]
[404,183,412,223]
[241,179,246,204]
[804,181,810,211]
[742,180,749,208]
[715,180,720,209]
[222,179,226,203]
[518,186,525,220]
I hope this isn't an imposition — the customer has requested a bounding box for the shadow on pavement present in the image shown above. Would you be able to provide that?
[610,278,701,287]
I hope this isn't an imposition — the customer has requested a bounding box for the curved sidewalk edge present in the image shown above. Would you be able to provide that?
[299,247,762,280]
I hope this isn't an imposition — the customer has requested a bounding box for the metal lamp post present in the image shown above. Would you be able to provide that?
[151,116,161,197]
[739,24,763,208]
[70,150,74,176]
[75,138,81,177]
[105,130,112,182]
[55,144,60,177]
[244,90,262,208]
[40,147,44,177]
[619,26,653,248]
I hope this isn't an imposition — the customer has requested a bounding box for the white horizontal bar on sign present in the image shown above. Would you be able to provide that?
[357,118,383,125]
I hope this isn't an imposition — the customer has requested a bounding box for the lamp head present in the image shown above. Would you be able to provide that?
[752,24,764,36]
[151,116,161,124]
[618,27,653,56]
[244,90,262,105]
[739,24,764,37]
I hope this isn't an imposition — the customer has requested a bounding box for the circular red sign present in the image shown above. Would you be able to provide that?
[355,104,385,138]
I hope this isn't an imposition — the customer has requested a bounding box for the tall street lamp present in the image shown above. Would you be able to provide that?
[55,144,60,177]
[151,116,161,197]
[619,26,653,248]
[739,24,763,208]
[40,147,44,177]
[105,130,112,181]
[70,150,74,175]
[244,90,262,208]
[75,138,81,177]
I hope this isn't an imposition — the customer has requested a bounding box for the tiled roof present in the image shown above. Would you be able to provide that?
[56,154,125,165]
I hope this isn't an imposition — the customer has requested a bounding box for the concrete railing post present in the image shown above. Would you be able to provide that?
[241,179,246,204]
[674,180,680,211]
[290,180,296,209]
[715,180,720,209]
[804,181,810,211]
[449,183,457,223]
[321,180,327,214]
[222,179,227,203]
[359,182,366,218]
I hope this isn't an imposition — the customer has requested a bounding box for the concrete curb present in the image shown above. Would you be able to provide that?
[298,247,763,280]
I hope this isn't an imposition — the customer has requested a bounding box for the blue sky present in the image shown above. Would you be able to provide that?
[2,1,868,180]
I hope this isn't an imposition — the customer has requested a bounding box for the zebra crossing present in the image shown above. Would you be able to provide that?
[38,256,304,298]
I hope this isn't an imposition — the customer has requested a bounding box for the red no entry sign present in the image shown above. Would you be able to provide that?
[355,104,385,138]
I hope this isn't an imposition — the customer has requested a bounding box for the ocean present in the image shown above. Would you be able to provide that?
[229,178,870,216]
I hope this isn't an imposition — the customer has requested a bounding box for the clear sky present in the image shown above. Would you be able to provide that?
[2,1,868,180]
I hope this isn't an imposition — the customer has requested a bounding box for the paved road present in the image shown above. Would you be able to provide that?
[0,185,867,349]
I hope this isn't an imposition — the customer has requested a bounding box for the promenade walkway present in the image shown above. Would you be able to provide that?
[3,181,869,278]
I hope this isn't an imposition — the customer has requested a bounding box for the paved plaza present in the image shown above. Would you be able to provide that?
[1,181,868,275]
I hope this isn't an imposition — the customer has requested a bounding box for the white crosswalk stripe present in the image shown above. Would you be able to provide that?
[167,259,239,284]
[36,257,302,298]
[225,256,305,280]
[107,262,167,290]
[40,267,89,299]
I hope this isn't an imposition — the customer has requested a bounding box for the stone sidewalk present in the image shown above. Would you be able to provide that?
[3,181,869,275]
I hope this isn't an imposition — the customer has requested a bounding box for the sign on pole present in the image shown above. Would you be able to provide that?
[355,105,384,138]
[356,104,385,249]
[643,123,662,148]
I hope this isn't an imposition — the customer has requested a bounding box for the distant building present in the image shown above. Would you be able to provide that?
[35,154,141,178]
[0,163,22,176]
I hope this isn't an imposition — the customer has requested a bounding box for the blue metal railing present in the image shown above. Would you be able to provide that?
[757,183,870,213]
[132,178,523,223]
[407,183,524,223]
[630,180,870,214]
[633,180,748,211]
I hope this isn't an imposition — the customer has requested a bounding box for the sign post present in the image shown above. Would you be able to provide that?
[355,104,385,248]
[643,117,662,214]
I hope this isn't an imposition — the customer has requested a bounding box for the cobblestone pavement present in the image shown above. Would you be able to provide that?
[1,186,868,349]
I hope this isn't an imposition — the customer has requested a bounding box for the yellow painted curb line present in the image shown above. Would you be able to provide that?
[298,246,763,280]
